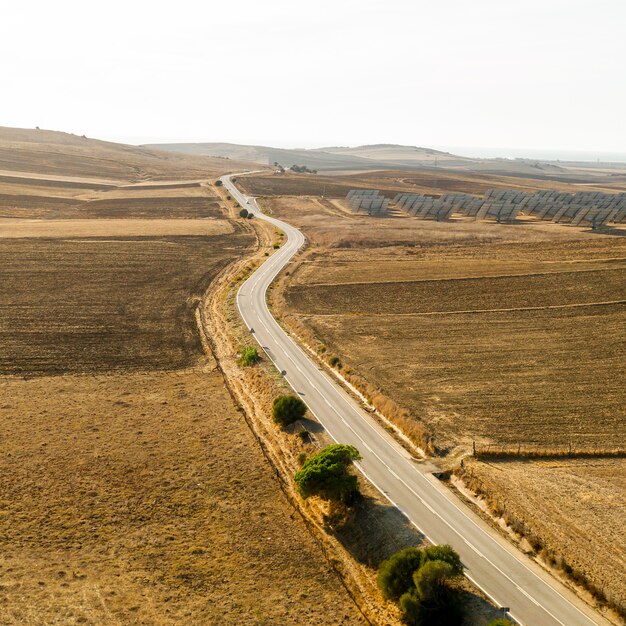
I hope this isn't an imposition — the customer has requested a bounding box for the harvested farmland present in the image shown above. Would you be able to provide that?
[75,195,223,219]
[0,234,250,375]
[0,370,362,625]
[299,304,625,450]
[461,457,626,611]
[286,267,626,315]
[281,229,626,453]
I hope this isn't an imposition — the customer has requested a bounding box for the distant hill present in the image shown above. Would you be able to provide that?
[144,141,573,177]
[144,142,386,172]
[144,141,474,172]
[0,127,261,181]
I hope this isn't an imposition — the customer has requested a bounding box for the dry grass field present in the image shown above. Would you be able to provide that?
[0,234,249,376]
[284,238,626,452]
[0,133,363,624]
[0,218,233,239]
[462,458,626,610]
[239,167,618,199]
[0,370,362,625]
[0,175,223,220]
[0,126,258,181]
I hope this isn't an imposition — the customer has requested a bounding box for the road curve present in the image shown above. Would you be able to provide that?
[222,173,605,626]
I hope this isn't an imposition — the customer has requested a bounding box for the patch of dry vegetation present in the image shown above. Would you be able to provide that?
[0,235,250,375]
[458,458,626,614]
[0,218,233,239]
[239,167,618,199]
[0,369,362,625]
[0,174,224,220]
[0,126,259,180]
[282,239,626,452]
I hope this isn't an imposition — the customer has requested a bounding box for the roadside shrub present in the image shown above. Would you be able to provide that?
[297,452,308,465]
[421,544,463,576]
[247,213,254,219]
[413,560,455,602]
[399,590,424,624]
[293,444,361,503]
[399,585,463,626]
[378,546,465,625]
[239,208,249,218]
[226,195,231,200]
[272,395,306,427]
[297,429,310,442]
[238,345,260,366]
[396,561,463,626]
[215,180,223,186]
[377,547,423,600]
[329,355,341,368]
[273,244,280,249]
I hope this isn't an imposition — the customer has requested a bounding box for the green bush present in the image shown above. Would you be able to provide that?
[413,560,455,602]
[214,180,223,186]
[328,355,341,368]
[377,546,465,624]
[377,547,423,601]
[272,395,306,427]
[399,590,425,625]
[294,444,361,503]
[239,208,249,218]
[421,544,463,576]
[239,345,260,366]
[399,586,463,626]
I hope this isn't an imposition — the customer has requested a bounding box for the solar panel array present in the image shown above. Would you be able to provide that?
[394,193,472,221]
[395,192,519,222]
[515,190,626,227]
[392,188,625,228]
[346,190,390,215]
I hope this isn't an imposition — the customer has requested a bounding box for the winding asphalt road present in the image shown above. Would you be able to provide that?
[222,173,605,626]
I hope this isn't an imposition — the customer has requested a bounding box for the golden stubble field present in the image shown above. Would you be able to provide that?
[0,140,363,624]
[259,181,626,615]
[0,370,362,625]
[461,457,626,611]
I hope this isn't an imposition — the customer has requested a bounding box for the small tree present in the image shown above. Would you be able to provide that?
[397,561,463,626]
[413,560,455,603]
[421,544,463,576]
[294,444,361,503]
[239,345,260,366]
[377,547,423,601]
[239,208,249,218]
[272,395,306,426]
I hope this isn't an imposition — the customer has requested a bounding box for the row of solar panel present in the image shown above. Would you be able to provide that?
[390,189,626,227]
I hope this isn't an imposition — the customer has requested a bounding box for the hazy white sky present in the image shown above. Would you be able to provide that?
[2,0,625,156]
